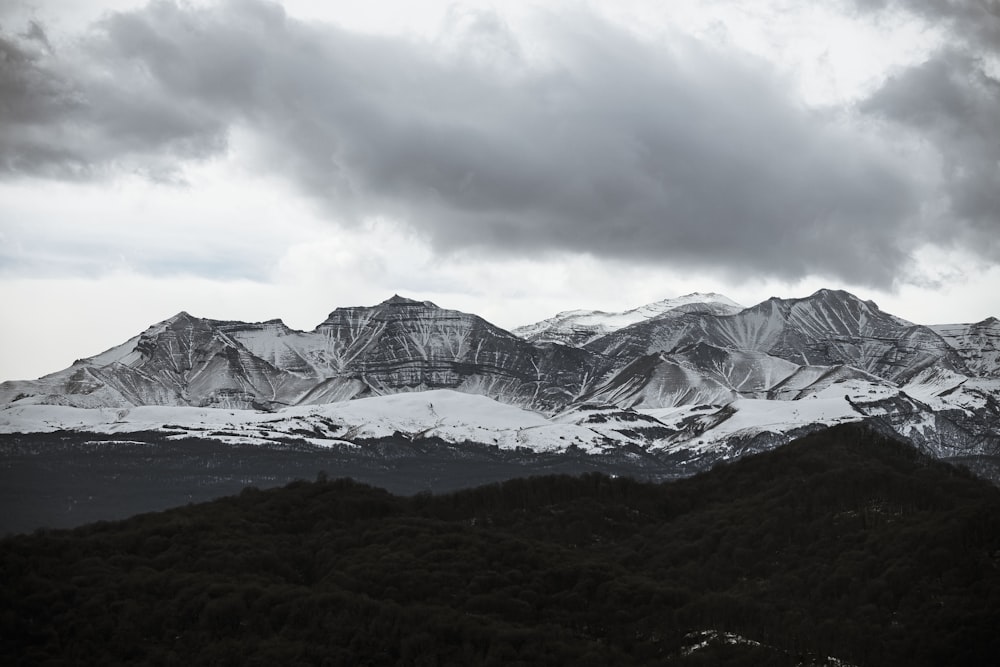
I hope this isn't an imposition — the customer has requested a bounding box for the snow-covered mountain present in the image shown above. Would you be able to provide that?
[0,296,607,412]
[586,289,964,383]
[2,288,999,475]
[930,317,1000,377]
[2,379,994,470]
[513,292,744,346]
[579,342,884,409]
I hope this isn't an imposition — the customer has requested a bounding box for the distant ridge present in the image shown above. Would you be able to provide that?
[1,288,998,474]
[512,292,745,346]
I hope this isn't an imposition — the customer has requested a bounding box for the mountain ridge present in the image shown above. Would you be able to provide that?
[2,288,998,474]
[1,297,608,412]
[584,288,965,383]
[512,292,745,346]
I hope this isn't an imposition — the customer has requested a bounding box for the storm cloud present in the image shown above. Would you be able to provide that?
[851,0,1000,53]
[1,0,994,286]
[863,50,1000,252]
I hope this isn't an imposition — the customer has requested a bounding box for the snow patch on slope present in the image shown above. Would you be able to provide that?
[513,293,744,345]
[931,318,1000,378]
[642,394,862,454]
[0,390,614,455]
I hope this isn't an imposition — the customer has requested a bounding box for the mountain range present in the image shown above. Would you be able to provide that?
[6,423,1000,665]
[2,289,999,477]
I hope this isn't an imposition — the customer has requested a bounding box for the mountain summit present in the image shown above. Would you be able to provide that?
[377,294,436,307]
[1,289,998,469]
[512,292,744,346]
[586,288,963,383]
[0,297,603,411]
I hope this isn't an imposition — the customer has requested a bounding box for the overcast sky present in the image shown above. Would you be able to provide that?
[1,0,998,381]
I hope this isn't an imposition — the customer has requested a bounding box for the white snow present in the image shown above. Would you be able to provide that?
[76,335,144,369]
[0,390,615,455]
[3,373,995,461]
[641,394,863,453]
[513,293,744,343]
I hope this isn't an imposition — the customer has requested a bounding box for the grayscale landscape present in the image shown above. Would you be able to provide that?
[2,0,999,664]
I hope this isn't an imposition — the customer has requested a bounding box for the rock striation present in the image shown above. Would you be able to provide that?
[0,296,607,411]
[1,289,998,465]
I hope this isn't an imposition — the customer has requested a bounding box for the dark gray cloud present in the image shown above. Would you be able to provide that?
[853,0,1000,260]
[863,51,1000,232]
[850,0,1000,53]
[2,0,986,287]
[0,3,228,179]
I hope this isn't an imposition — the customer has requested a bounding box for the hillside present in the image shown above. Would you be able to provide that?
[3,423,999,666]
[512,292,745,346]
[3,288,1000,496]
[0,296,606,412]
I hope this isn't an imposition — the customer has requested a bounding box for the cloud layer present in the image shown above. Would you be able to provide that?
[1,0,997,288]
[853,0,1000,257]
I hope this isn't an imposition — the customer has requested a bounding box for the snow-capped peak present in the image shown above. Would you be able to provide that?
[629,293,745,319]
[512,293,744,346]
[378,294,438,308]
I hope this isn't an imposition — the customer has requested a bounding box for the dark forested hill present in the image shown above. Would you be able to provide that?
[3,423,999,666]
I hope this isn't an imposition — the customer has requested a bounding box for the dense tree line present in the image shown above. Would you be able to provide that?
[3,423,1000,665]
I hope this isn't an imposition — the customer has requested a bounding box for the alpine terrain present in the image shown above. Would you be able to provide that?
[2,289,999,530]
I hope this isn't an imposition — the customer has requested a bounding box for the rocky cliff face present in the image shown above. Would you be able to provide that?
[0,296,609,411]
[306,295,608,408]
[512,293,744,346]
[586,289,967,384]
[931,317,1000,378]
[581,342,883,409]
[2,289,999,475]
[0,312,320,410]
[1,290,998,457]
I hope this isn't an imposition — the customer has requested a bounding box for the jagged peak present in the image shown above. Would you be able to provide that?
[222,318,296,334]
[318,295,443,325]
[551,308,609,319]
[803,288,868,304]
[753,295,788,311]
[641,292,743,309]
[672,291,741,304]
[146,311,199,330]
[752,289,915,325]
[802,288,884,310]
[379,294,439,308]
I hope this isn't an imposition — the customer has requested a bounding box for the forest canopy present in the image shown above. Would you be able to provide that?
[3,423,999,666]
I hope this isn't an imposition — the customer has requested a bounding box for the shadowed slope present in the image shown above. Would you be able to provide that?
[3,423,999,666]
